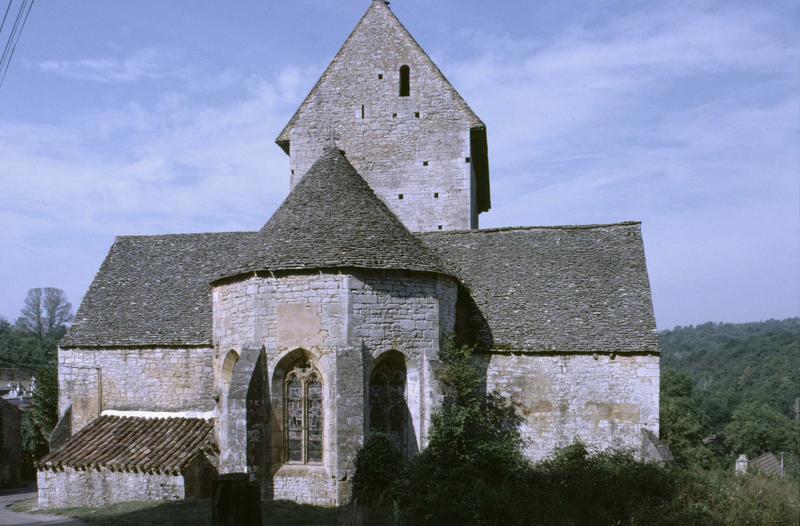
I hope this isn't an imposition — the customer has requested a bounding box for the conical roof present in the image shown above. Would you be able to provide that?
[220,147,449,279]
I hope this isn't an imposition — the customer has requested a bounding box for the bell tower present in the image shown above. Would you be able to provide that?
[276,0,490,232]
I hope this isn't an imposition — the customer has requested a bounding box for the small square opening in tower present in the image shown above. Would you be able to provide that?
[423,161,429,166]
[465,157,471,163]
[414,112,420,118]
[438,225,443,230]
[378,73,383,80]
[398,194,404,200]
[434,192,439,198]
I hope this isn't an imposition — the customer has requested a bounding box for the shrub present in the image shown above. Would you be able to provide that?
[349,338,800,525]
[352,433,406,509]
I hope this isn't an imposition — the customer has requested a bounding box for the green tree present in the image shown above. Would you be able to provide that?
[398,340,526,524]
[723,401,798,457]
[660,370,715,467]
[21,363,59,458]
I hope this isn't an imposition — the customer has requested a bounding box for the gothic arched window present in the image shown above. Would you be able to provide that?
[399,65,410,97]
[369,354,407,452]
[284,358,323,463]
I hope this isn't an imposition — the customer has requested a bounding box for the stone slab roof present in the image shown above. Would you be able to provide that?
[419,223,660,353]
[38,416,216,475]
[221,147,449,279]
[61,232,256,348]
[62,204,657,352]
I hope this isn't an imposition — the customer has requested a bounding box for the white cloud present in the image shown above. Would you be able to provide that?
[2,2,798,329]
[37,47,188,83]
[442,2,800,328]
[0,62,321,318]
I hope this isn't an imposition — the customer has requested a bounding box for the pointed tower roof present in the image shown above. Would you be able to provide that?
[275,0,484,147]
[219,147,450,279]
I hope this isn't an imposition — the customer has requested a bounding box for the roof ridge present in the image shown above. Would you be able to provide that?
[416,221,642,236]
[115,231,257,241]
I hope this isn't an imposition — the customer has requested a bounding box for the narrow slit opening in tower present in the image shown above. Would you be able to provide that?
[399,65,410,97]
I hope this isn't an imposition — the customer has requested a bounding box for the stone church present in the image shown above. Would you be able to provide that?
[38,0,661,509]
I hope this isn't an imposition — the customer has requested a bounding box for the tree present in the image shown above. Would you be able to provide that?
[16,287,73,338]
[21,363,59,460]
[723,401,798,457]
[43,288,73,336]
[660,370,715,467]
[397,340,526,524]
[17,288,44,337]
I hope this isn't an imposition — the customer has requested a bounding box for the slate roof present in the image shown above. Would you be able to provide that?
[63,219,658,352]
[38,416,216,475]
[419,223,660,353]
[61,232,256,348]
[221,147,449,279]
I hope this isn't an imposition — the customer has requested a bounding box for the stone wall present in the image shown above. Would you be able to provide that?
[350,272,457,449]
[37,468,184,508]
[483,353,660,461]
[272,465,337,507]
[213,270,457,505]
[58,347,214,432]
[285,1,480,232]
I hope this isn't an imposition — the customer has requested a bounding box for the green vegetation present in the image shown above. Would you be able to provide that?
[15,498,352,526]
[659,319,800,472]
[660,319,799,431]
[26,499,212,526]
[1,288,72,474]
[352,338,800,525]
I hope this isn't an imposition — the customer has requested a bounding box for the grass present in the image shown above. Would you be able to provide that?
[8,496,36,512]
[14,498,357,526]
[38,499,212,526]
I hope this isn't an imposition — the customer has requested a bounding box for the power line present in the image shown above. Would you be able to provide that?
[0,0,33,88]
[0,1,14,35]
[0,0,25,74]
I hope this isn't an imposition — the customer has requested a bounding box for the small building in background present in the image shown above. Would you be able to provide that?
[735,452,785,478]
[750,452,784,477]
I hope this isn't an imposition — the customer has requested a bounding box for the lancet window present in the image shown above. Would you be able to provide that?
[284,358,323,463]
[369,355,407,453]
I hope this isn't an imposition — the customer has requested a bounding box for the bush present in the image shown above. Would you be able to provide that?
[352,433,406,509]
[351,339,800,525]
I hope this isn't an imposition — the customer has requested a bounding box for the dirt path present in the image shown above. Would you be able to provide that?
[0,486,87,526]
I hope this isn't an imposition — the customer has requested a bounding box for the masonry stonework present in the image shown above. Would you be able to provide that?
[58,348,214,431]
[280,0,486,232]
[212,270,456,504]
[484,353,660,462]
[37,468,184,508]
[43,0,662,511]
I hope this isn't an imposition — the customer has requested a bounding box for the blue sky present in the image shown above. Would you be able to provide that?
[0,0,798,330]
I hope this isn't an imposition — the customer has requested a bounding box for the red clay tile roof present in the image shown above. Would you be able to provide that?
[38,416,216,475]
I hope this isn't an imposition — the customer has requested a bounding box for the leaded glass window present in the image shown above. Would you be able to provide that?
[283,359,323,464]
[369,356,407,453]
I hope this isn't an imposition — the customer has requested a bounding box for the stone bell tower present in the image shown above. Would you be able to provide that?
[275,0,490,232]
